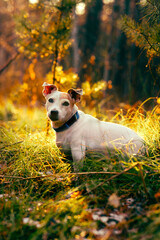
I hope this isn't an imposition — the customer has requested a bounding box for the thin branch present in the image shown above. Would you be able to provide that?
[52,38,59,82]
[52,2,63,83]
[141,31,160,55]
[85,164,138,192]
[0,171,137,181]
[123,19,160,55]
[0,164,148,198]
[0,52,19,74]
[85,163,149,198]
[137,163,149,197]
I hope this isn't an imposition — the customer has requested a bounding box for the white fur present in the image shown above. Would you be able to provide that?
[43,83,144,170]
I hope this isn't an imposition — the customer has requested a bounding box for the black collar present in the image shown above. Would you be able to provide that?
[53,111,80,132]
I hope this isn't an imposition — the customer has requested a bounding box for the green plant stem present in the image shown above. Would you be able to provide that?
[137,163,149,198]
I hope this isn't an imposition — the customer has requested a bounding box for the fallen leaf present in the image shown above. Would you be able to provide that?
[108,193,120,208]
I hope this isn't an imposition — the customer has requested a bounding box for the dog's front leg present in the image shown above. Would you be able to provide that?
[71,142,86,172]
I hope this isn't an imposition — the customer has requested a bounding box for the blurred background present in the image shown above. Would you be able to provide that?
[0,0,159,110]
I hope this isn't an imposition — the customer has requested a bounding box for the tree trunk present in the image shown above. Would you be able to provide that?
[79,0,103,84]
[72,8,79,74]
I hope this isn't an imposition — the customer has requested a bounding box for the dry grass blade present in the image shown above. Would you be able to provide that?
[85,163,148,195]
[0,170,137,182]
[0,141,23,150]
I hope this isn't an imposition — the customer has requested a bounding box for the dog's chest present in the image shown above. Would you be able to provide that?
[56,131,72,150]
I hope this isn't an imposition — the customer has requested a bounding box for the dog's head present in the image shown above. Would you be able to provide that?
[42,82,83,122]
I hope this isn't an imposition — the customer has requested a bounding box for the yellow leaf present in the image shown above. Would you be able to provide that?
[28,63,36,80]
[108,193,120,208]
[19,46,24,53]
[89,55,95,65]
[157,98,160,105]
[31,29,39,35]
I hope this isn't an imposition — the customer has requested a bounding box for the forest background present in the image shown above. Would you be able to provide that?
[1,0,160,240]
[0,0,159,109]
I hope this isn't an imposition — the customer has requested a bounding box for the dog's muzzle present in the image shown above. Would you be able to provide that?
[49,110,59,121]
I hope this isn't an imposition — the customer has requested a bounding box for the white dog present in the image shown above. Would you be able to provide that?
[43,82,144,169]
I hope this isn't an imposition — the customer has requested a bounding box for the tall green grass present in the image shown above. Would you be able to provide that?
[0,101,160,240]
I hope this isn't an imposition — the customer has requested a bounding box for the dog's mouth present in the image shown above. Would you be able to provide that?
[48,110,59,121]
[49,116,59,121]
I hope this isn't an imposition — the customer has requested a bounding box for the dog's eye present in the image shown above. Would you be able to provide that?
[48,98,54,103]
[62,101,69,106]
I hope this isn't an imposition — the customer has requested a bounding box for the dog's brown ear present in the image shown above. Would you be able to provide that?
[68,88,83,103]
[42,82,57,97]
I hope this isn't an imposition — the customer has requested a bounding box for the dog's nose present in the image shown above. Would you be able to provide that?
[49,110,59,121]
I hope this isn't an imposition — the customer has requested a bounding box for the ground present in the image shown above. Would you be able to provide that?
[0,101,160,240]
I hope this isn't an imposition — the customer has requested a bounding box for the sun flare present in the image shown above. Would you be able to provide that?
[103,0,114,4]
[29,0,39,4]
[75,2,86,15]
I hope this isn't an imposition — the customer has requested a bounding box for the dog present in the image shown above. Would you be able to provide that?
[42,82,144,170]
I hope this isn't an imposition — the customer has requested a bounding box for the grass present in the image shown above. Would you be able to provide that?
[0,100,160,240]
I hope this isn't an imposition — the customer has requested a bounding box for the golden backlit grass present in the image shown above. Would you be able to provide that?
[0,100,160,240]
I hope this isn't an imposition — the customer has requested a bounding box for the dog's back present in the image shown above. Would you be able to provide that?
[57,110,144,155]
